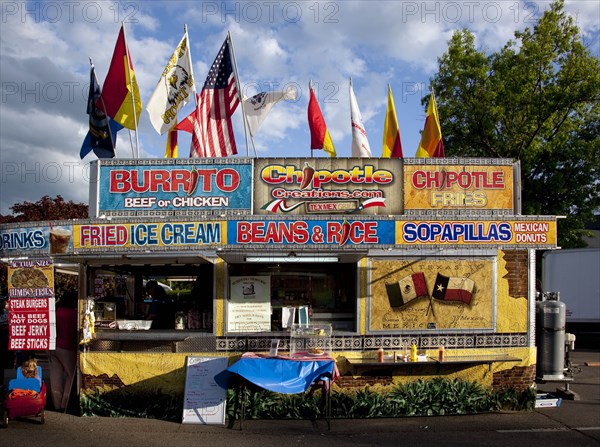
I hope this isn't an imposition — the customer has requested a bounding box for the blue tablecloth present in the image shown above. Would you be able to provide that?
[214,356,336,394]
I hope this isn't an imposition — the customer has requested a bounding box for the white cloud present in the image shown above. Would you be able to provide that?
[1,0,598,214]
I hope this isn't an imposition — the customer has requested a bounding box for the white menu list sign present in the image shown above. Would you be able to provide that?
[227,276,271,332]
[182,356,228,425]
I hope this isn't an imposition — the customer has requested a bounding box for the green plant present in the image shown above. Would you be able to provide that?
[223,378,537,423]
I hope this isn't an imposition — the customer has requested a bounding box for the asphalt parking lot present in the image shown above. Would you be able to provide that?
[1,349,598,447]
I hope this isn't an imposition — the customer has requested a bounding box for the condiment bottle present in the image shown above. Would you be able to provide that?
[410,343,418,362]
[438,346,445,361]
[378,347,385,363]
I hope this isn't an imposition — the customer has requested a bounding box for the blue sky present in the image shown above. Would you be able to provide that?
[0,1,598,213]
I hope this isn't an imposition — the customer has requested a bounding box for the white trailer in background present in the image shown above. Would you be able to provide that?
[541,248,600,338]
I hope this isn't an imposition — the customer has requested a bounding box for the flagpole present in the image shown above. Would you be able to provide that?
[90,57,117,157]
[121,22,140,158]
[185,24,197,110]
[227,31,254,157]
[309,80,314,158]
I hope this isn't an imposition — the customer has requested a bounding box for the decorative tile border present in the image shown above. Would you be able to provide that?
[216,332,528,353]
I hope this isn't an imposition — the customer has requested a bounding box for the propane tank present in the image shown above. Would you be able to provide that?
[536,292,566,379]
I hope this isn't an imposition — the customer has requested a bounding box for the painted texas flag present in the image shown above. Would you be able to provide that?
[432,273,475,305]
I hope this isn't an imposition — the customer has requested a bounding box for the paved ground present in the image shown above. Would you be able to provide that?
[1,349,598,447]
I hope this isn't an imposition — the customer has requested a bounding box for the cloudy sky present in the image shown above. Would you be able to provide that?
[0,0,598,214]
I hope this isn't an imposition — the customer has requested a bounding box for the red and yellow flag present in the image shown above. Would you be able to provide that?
[164,128,178,158]
[382,85,403,158]
[99,24,142,130]
[416,92,445,158]
[307,82,336,157]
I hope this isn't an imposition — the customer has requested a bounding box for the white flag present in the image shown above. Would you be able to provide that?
[146,31,195,135]
[350,78,372,157]
[244,89,297,137]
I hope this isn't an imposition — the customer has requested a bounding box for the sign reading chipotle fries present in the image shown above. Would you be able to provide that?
[7,259,55,350]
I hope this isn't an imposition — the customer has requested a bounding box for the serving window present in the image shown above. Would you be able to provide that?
[227,262,357,332]
[87,261,214,332]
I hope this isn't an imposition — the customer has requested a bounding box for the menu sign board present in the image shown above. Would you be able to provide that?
[403,162,515,212]
[395,219,557,246]
[0,225,73,256]
[227,276,271,333]
[253,158,403,216]
[7,259,55,350]
[73,221,225,250]
[91,159,253,216]
[182,356,228,425]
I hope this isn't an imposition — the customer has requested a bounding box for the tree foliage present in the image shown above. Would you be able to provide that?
[0,195,88,224]
[429,0,600,248]
[0,195,88,296]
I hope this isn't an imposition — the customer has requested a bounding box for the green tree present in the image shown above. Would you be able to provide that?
[0,195,88,224]
[0,195,88,297]
[429,0,600,248]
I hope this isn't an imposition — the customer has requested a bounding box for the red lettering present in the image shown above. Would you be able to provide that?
[108,168,241,194]
[79,225,128,247]
[236,221,309,244]
[327,222,343,244]
[237,222,252,243]
[412,170,506,189]
[348,221,378,243]
[109,170,130,193]
[216,168,240,192]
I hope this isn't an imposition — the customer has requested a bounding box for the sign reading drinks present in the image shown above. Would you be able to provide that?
[0,225,73,256]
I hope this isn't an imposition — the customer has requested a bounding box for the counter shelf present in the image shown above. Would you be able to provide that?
[347,354,522,374]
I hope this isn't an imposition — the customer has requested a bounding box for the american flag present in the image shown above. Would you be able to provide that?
[179,36,240,157]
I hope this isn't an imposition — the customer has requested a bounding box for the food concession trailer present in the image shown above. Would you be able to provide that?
[1,157,558,418]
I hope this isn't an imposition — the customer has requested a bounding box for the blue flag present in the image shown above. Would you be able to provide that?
[80,64,122,159]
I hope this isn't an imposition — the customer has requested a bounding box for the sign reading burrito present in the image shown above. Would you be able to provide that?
[90,159,253,217]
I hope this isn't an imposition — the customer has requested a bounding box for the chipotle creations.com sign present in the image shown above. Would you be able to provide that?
[253,158,403,216]
[7,259,55,350]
